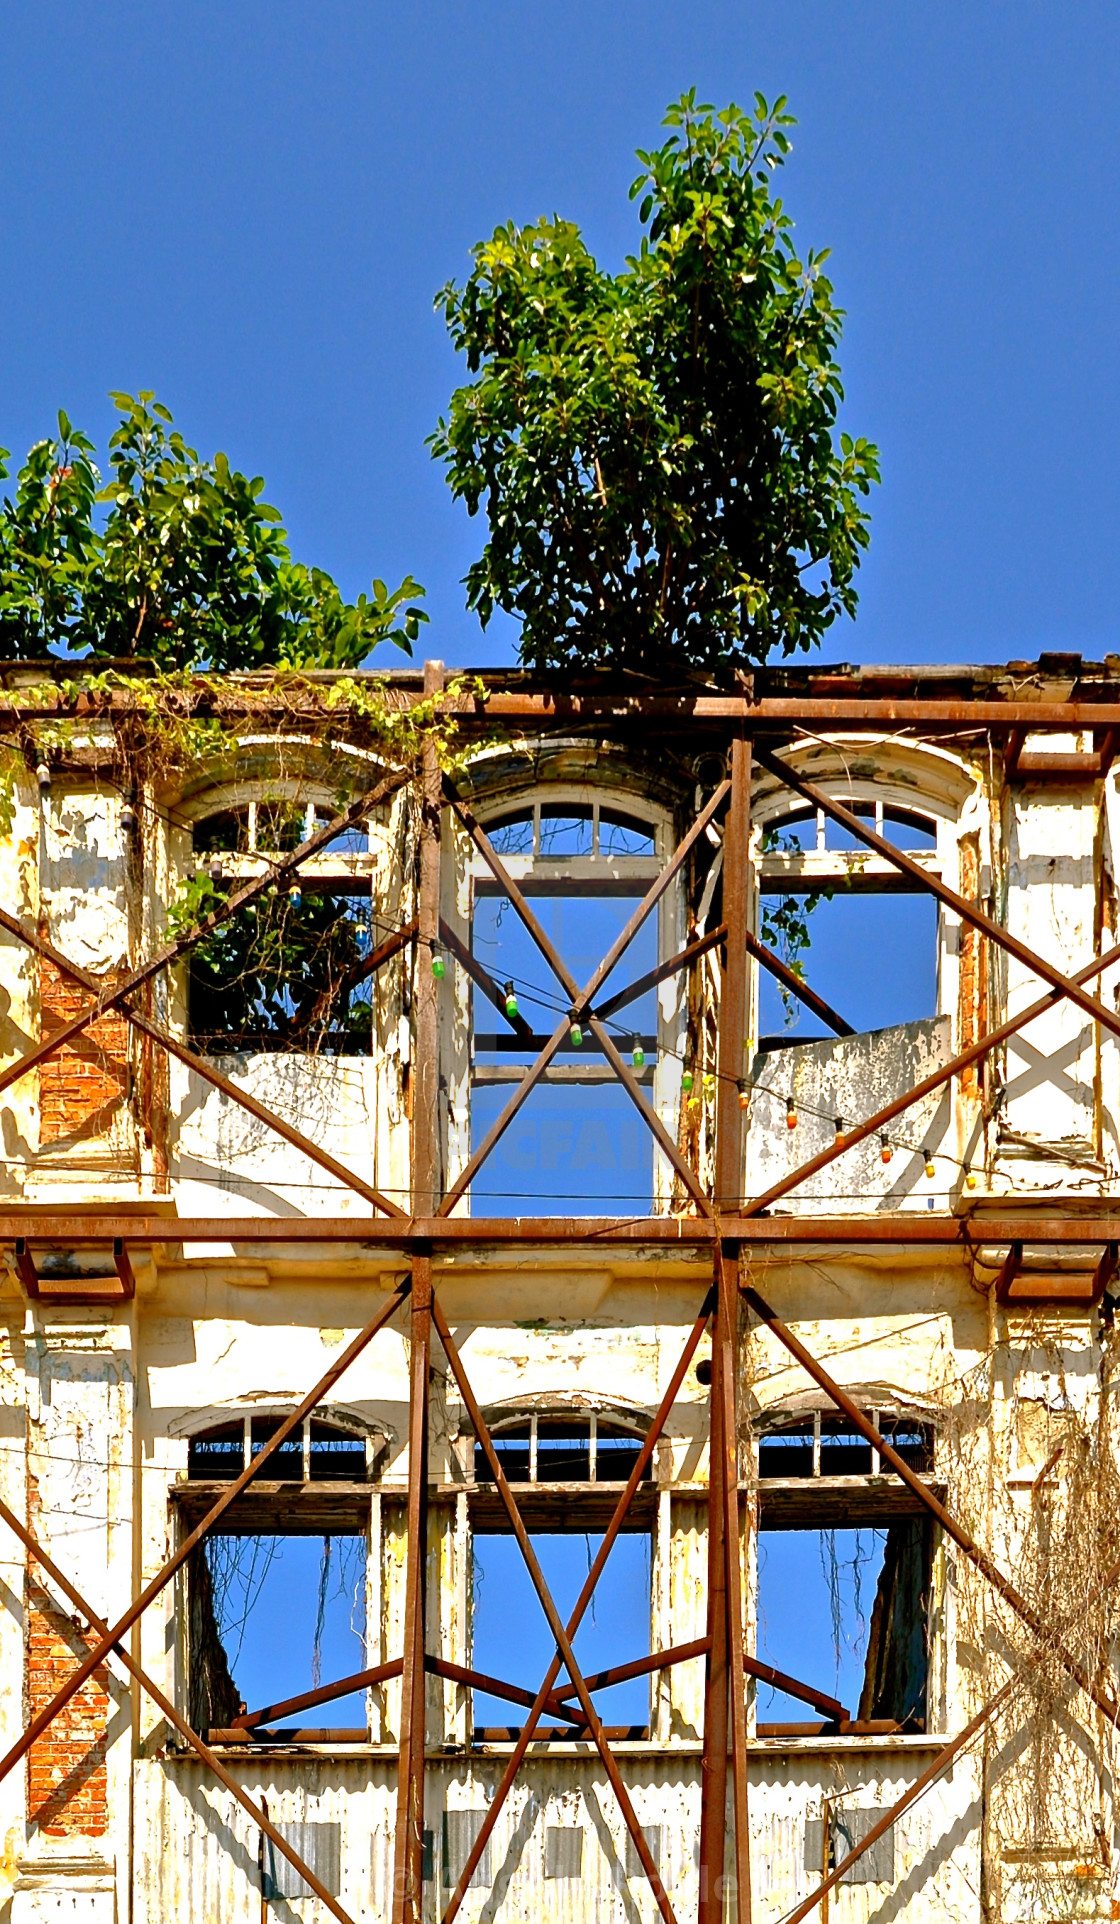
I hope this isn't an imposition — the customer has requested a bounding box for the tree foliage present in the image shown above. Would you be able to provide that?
[172,872,375,1051]
[432,92,879,676]
[0,393,425,670]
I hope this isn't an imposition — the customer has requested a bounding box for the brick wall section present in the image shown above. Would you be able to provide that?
[38,945,130,1144]
[26,1582,110,1837]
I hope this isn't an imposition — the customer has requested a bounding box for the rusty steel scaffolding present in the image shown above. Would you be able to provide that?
[2,682,1120,1921]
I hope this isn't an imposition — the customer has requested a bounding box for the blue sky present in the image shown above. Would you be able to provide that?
[4,2,1120,671]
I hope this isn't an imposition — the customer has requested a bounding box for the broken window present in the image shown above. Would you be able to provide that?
[467,798,673,1215]
[756,801,941,1041]
[186,799,381,1052]
[466,1404,655,1737]
[181,1414,379,1737]
[754,1410,935,1733]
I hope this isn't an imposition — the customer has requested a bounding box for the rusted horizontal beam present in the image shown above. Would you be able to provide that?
[8,1212,1120,1249]
[551,1637,847,1722]
[554,1637,711,1702]
[210,1726,370,1745]
[457,693,1120,732]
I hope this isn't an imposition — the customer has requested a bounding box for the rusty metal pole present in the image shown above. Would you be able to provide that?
[714,738,751,1219]
[699,1264,730,1924]
[394,1250,432,1924]
[701,738,751,1922]
[719,1248,751,1924]
[414,661,445,1220]
[394,666,443,1924]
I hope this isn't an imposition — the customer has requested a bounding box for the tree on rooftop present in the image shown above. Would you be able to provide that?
[0,392,425,671]
[432,91,879,678]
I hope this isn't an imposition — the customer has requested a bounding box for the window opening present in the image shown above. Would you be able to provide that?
[539,804,594,857]
[480,802,657,862]
[757,801,941,1042]
[757,1413,934,1480]
[188,804,379,1053]
[470,1530,652,1733]
[470,876,661,1215]
[762,803,937,855]
[755,1522,931,1732]
[188,1529,369,1735]
[757,892,938,1042]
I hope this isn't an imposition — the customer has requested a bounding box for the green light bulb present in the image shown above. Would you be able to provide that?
[681,1070,694,1093]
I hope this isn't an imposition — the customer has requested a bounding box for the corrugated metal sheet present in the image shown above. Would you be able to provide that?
[135,1747,980,1921]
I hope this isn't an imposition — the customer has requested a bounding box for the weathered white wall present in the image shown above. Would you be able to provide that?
[745,1019,953,1212]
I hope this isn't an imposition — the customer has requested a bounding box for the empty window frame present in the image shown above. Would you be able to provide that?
[467,797,675,1216]
[186,1524,371,1738]
[182,1413,379,1739]
[188,800,382,1052]
[755,802,942,1041]
[754,1410,935,1734]
[467,1404,655,1738]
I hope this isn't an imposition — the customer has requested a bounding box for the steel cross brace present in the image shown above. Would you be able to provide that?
[0,1277,411,1793]
[438,1285,716,1924]
[0,772,415,1219]
[754,745,1120,1048]
[0,767,409,1125]
[1,904,407,1219]
[741,1277,1120,1723]
[0,1498,355,1923]
[440,774,730,1216]
[429,1286,677,1924]
[783,1535,1120,1923]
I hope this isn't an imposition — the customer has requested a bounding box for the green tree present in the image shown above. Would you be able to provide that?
[0,392,425,670]
[432,92,879,676]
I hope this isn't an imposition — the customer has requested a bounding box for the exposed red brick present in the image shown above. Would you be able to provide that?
[26,1583,109,1837]
[37,945,130,1145]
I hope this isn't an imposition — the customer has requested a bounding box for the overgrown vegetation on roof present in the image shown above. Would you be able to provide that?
[432,92,879,678]
[0,392,426,671]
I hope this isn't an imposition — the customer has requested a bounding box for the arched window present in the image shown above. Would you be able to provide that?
[473,1408,653,1485]
[486,802,657,860]
[463,788,679,1218]
[755,796,944,1040]
[187,1412,382,1482]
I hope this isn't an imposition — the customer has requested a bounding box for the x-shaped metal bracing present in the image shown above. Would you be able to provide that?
[439,774,731,1219]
